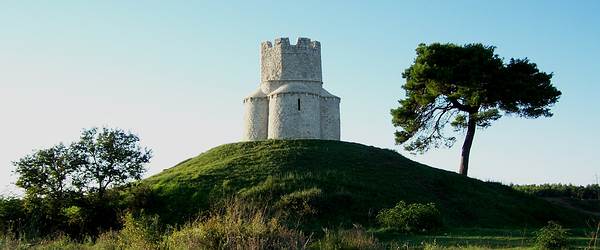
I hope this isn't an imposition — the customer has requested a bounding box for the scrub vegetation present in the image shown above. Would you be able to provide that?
[2,140,599,249]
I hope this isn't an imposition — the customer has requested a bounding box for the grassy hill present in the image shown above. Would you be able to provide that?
[141,140,592,230]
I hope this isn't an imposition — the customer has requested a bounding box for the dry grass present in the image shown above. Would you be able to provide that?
[164,199,309,250]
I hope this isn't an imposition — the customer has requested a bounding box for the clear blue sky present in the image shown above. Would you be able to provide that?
[1,1,599,195]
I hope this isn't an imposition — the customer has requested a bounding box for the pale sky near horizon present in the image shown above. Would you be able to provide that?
[1,1,600,196]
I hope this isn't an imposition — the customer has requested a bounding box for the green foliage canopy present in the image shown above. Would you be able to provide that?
[14,128,151,201]
[14,143,83,203]
[72,127,152,198]
[391,43,561,153]
[535,221,569,249]
[376,201,442,232]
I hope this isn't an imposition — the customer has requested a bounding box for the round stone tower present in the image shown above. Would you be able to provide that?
[268,82,321,139]
[242,88,268,140]
[320,88,341,140]
[243,37,340,141]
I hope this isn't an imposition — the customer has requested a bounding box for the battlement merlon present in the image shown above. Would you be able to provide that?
[261,37,321,51]
[260,37,323,83]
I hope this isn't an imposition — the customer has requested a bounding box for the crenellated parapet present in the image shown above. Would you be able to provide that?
[261,37,322,83]
[261,37,321,50]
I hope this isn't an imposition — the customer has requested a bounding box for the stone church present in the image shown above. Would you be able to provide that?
[243,37,340,141]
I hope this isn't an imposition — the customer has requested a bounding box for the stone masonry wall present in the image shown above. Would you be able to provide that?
[268,92,321,139]
[320,97,340,140]
[243,97,269,140]
[261,38,321,83]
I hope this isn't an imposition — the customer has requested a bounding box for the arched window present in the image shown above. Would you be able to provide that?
[297,98,301,111]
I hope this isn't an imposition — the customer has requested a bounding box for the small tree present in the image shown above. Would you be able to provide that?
[391,43,561,175]
[13,143,84,235]
[13,143,83,210]
[72,127,152,199]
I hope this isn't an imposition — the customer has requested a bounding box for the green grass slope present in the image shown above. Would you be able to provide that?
[142,140,593,229]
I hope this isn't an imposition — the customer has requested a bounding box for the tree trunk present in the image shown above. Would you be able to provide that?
[459,115,477,176]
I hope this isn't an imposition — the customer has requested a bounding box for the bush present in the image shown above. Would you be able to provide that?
[376,201,442,232]
[535,221,569,249]
[0,196,26,235]
[120,183,158,211]
[116,212,164,250]
[311,225,382,250]
[275,188,322,219]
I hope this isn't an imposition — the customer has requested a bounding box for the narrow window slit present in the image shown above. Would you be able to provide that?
[297,98,301,111]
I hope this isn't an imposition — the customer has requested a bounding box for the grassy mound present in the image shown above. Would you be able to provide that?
[142,140,591,229]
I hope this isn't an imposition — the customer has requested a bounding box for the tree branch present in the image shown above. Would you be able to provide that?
[451,98,482,115]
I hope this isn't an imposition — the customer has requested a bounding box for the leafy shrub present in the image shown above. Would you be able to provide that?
[63,206,86,233]
[535,221,569,249]
[62,206,83,225]
[117,212,163,250]
[276,188,322,219]
[0,196,26,235]
[311,225,382,250]
[120,183,158,212]
[376,201,442,232]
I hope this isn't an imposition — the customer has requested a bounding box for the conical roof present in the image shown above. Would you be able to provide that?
[244,87,267,99]
[320,88,340,99]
